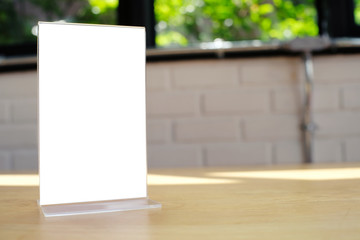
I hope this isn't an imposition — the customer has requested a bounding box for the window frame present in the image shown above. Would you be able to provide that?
[316,0,360,37]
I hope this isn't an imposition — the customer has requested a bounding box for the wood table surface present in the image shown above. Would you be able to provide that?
[1,163,360,240]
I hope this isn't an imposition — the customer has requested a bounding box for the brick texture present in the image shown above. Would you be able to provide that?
[146,64,169,91]
[2,55,360,170]
[314,55,360,82]
[173,60,239,89]
[315,112,360,137]
[244,115,300,141]
[345,138,360,162]
[314,139,342,163]
[0,152,12,171]
[0,71,37,99]
[13,150,38,170]
[174,118,239,143]
[0,102,8,123]
[147,145,202,168]
[204,89,269,114]
[343,84,360,109]
[0,125,37,148]
[272,87,301,114]
[313,86,340,111]
[11,99,37,123]
[273,86,339,113]
[274,141,303,164]
[205,143,271,166]
[147,120,171,143]
[147,92,199,117]
[241,57,301,85]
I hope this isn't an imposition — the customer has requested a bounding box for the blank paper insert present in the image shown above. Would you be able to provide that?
[38,22,147,206]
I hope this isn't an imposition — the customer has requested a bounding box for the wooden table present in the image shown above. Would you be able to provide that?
[1,163,360,239]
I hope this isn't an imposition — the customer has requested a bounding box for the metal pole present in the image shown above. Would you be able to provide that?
[282,37,330,163]
[301,51,316,163]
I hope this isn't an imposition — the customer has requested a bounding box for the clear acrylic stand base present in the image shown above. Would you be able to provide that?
[39,198,161,217]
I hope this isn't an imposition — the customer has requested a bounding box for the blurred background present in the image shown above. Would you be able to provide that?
[1,0,319,47]
[1,0,360,171]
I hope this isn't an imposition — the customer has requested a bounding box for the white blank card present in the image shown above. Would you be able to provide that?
[38,22,147,205]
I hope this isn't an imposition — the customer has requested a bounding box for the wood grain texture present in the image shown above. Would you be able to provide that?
[1,163,360,240]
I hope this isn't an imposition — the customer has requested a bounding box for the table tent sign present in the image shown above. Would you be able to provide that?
[38,22,161,217]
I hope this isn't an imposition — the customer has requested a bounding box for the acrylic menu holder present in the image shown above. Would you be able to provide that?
[37,22,160,217]
[39,198,161,217]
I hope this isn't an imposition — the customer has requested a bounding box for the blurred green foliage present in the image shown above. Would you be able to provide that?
[0,0,117,45]
[355,0,360,25]
[1,0,322,48]
[154,0,318,47]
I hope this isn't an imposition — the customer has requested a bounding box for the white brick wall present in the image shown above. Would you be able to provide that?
[313,139,342,163]
[0,102,8,123]
[147,120,171,143]
[147,92,199,117]
[272,85,339,113]
[243,114,300,141]
[272,86,302,114]
[344,138,360,162]
[0,152,12,170]
[146,63,170,91]
[313,86,340,111]
[147,145,202,168]
[174,118,239,143]
[273,141,302,164]
[2,54,360,170]
[342,84,360,109]
[0,71,38,171]
[0,124,37,149]
[314,55,360,82]
[315,112,360,137]
[205,142,271,166]
[13,149,38,170]
[172,60,239,89]
[203,89,269,114]
[0,71,37,98]
[240,57,301,84]
[11,99,37,123]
